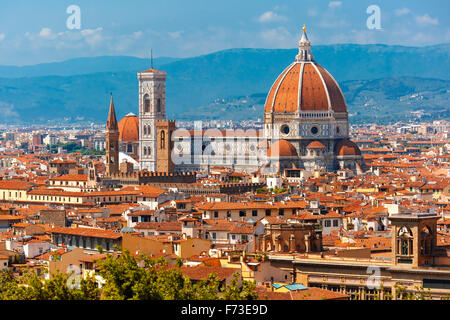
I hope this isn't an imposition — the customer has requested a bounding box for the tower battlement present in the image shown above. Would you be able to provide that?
[139,170,194,178]
[156,120,176,127]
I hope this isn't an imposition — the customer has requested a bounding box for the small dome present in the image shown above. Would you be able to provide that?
[335,139,361,156]
[306,141,326,149]
[118,114,139,142]
[267,140,298,157]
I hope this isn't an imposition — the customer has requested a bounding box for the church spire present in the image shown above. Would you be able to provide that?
[107,93,118,131]
[296,25,314,62]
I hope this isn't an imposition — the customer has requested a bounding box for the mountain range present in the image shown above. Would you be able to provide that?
[0,43,449,124]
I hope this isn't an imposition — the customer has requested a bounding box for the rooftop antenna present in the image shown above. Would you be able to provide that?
[151,49,153,69]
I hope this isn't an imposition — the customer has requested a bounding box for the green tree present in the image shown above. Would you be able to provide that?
[193,273,220,300]
[175,258,183,268]
[222,273,258,300]
[0,269,99,300]
[96,245,104,254]
[1,250,259,301]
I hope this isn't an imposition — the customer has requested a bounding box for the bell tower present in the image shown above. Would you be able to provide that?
[138,53,167,172]
[106,94,119,176]
[156,120,175,173]
[389,212,439,268]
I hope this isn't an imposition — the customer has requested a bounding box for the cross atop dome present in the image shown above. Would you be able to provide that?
[296,25,314,62]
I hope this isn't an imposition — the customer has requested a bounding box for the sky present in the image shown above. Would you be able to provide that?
[0,0,448,65]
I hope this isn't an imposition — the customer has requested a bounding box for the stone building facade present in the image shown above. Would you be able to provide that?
[264,212,450,300]
[138,66,166,172]
[258,222,322,253]
[105,26,365,175]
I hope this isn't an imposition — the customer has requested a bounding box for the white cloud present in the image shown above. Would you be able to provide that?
[258,11,287,23]
[79,28,104,48]
[80,27,103,37]
[395,8,411,17]
[328,1,342,8]
[133,31,143,39]
[39,28,54,38]
[416,14,439,26]
[317,1,349,29]
[168,30,184,39]
[0,33,5,42]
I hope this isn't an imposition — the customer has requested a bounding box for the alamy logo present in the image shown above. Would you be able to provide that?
[366,266,381,289]
[366,5,382,30]
[66,265,82,289]
[66,5,81,30]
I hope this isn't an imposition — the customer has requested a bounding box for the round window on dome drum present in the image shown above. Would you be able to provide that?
[281,125,290,135]
[311,126,319,135]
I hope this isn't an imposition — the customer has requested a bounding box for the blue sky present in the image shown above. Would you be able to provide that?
[0,0,448,65]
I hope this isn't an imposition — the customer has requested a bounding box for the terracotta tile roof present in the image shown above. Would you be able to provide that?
[104,203,140,215]
[180,266,237,281]
[12,222,30,228]
[127,209,156,217]
[34,248,67,261]
[207,221,235,232]
[50,226,122,239]
[0,180,33,190]
[50,174,88,182]
[78,253,108,263]
[122,185,165,198]
[256,286,348,300]
[230,224,255,234]
[197,200,307,211]
[134,222,182,232]
[291,287,349,300]
[0,215,24,221]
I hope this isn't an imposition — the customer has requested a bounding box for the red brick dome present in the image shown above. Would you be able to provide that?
[118,113,139,142]
[335,139,361,156]
[267,139,298,157]
[264,28,347,116]
[264,62,347,114]
[306,141,326,149]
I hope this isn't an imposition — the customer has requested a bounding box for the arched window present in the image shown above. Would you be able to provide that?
[144,94,150,113]
[143,147,147,156]
[144,126,147,136]
[160,130,166,149]
[397,226,413,256]
[127,143,133,153]
[420,226,432,255]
